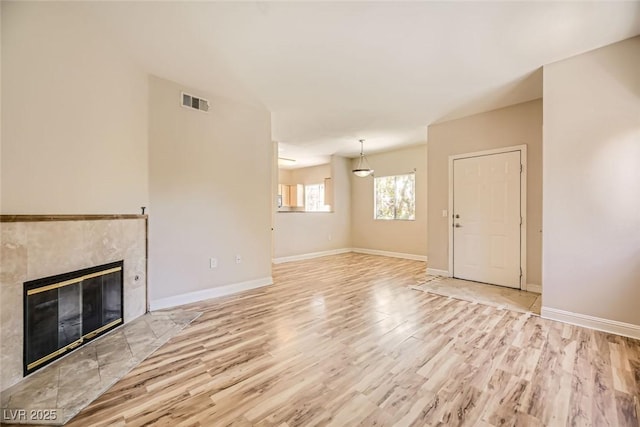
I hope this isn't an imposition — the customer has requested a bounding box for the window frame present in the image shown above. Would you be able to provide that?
[304,183,330,212]
[373,173,416,221]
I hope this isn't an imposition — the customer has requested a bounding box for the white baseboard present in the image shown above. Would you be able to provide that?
[352,248,427,262]
[272,248,352,264]
[149,276,273,311]
[273,248,428,264]
[541,306,640,340]
[426,268,452,277]
[526,283,542,294]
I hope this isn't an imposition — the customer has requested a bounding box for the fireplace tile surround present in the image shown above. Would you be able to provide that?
[0,216,147,393]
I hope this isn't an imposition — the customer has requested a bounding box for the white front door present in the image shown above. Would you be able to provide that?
[453,151,522,288]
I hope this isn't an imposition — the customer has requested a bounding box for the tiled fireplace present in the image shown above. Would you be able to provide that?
[0,216,147,392]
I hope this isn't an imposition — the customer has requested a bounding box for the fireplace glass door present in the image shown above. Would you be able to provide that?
[24,261,123,375]
[82,271,122,338]
[26,284,82,367]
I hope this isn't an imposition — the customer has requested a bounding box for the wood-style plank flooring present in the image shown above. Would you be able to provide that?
[66,253,640,426]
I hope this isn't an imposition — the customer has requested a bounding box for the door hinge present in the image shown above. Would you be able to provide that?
[520,164,523,173]
[520,216,523,226]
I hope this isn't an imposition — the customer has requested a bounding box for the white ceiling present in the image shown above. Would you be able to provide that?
[79,1,640,168]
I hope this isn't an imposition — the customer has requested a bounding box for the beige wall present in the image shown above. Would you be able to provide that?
[278,168,293,185]
[148,76,272,303]
[542,37,640,326]
[350,145,428,257]
[273,156,351,259]
[1,2,148,214]
[427,99,542,286]
[278,165,331,186]
[290,164,331,186]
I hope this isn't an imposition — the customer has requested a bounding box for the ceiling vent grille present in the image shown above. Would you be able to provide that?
[181,92,209,112]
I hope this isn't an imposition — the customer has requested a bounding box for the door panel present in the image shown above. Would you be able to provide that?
[453,151,521,288]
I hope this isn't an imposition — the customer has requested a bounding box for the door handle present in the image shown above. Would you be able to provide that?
[454,223,462,228]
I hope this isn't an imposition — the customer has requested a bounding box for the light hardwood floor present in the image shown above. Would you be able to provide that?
[64,253,639,426]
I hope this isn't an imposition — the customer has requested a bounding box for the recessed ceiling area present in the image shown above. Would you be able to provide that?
[77,1,640,167]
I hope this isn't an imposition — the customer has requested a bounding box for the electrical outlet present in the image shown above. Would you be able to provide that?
[327,234,332,241]
[210,258,217,269]
[235,255,242,264]
[442,209,448,217]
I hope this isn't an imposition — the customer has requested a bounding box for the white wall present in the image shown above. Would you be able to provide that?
[542,37,640,328]
[148,76,273,305]
[1,2,148,214]
[273,156,351,259]
[351,145,428,257]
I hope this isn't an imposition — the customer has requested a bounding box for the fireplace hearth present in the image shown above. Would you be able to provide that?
[23,261,124,375]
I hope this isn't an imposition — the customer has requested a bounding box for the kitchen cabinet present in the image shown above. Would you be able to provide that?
[278,184,290,207]
[289,184,304,208]
[324,177,333,207]
[278,183,303,208]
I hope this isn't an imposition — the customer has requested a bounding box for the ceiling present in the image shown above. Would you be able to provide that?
[78,1,640,168]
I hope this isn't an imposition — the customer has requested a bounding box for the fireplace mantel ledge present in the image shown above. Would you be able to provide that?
[0,214,148,222]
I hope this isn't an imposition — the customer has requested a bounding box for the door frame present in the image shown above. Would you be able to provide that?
[447,145,528,290]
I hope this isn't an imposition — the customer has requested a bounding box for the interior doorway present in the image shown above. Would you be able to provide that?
[448,146,527,289]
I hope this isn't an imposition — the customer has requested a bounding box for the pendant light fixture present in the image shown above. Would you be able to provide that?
[352,139,374,177]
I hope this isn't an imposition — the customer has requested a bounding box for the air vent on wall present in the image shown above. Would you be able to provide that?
[181,92,209,112]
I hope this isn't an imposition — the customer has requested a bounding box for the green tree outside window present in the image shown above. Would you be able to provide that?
[374,173,415,220]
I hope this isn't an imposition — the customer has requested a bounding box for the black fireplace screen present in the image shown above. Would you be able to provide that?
[24,261,123,375]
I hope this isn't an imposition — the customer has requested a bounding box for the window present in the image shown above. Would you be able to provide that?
[305,183,330,212]
[374,173,416,220]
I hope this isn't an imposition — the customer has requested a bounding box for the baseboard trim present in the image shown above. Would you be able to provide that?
[526,283,542,294]
[426,268,452,277]
[541,306,640,340]
[352,248,427,262]
[272,248,352,264]
[149,276,273,311]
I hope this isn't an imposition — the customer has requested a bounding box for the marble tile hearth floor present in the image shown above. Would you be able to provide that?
[410,275,542,314]
[1,310,201,426]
